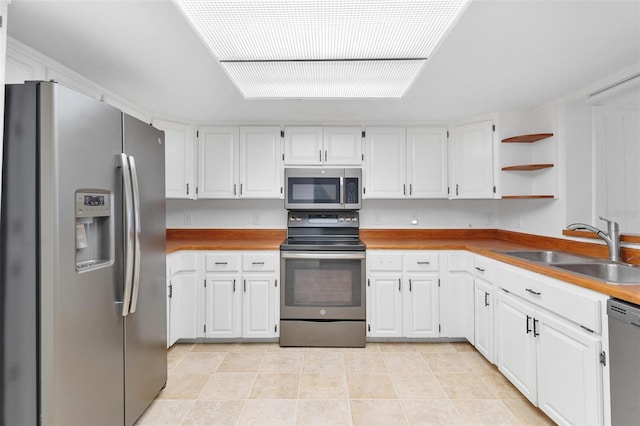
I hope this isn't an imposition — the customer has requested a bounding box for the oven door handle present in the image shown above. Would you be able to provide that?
[281,252,365,260]
[340,176,344,205]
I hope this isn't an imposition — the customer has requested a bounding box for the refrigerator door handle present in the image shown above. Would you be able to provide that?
[119,153,135,316]
[128,155,142,314]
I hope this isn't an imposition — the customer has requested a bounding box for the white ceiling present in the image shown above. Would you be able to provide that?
[6,0,640,123]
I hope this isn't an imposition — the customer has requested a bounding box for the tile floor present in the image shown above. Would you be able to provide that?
[136,342,555,425]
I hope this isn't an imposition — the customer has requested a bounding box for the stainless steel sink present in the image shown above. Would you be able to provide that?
[552,262,640,285]
[498,250,591,264]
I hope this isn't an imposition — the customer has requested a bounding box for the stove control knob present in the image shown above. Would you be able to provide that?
[339,217,345,222]
[289,217,296,222]
[295,217,302,222]
[352,217,358,222]
[320,309,326,316]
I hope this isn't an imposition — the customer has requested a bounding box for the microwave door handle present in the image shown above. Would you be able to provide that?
[340,176,344,205]
[118,153,134,317]
[128,155,142,314]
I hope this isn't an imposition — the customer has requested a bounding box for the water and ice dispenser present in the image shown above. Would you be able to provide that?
[75,189,114,272]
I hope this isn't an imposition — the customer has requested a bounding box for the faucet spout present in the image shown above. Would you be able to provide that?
[566,217,621,262]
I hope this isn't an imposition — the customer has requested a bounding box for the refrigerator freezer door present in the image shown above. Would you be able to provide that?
[39,82,126,425]
[122,114,167,426]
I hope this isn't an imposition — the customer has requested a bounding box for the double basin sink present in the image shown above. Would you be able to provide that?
[498,250,640,285]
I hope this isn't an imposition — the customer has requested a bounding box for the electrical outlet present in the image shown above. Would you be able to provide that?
[486,212,494,225]
[184,212,192,225]
[252,214,260,225]
[374,214,382,225]
[411,216,418,225]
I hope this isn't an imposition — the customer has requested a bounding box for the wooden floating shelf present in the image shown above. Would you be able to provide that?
[502,133,554,143]
[502,195,555,199]
[502,163,554,171]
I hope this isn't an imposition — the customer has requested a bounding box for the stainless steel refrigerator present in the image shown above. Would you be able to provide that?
[1,81,167,425]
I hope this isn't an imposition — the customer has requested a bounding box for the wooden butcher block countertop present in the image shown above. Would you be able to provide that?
[167,228,640,305]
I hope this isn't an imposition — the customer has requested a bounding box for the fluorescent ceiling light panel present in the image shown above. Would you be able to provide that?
[175,0,469,99]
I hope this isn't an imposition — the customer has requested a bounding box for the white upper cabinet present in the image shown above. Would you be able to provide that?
[239,126,283,198]
[407,127,448,198]
[198,126,239,199]
[450,120,496,199]
[284,126,362,166]
[153,119,196,199]
[364,127,407,198]
[365,127,448,199]
[323,127,363,165]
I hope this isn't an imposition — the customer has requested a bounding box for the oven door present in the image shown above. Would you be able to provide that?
[280,251,365,320]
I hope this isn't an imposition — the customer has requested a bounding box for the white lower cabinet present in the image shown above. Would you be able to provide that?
[441,251,474,342]
[474,277,494,362]
[367,251,440,338]
[495,288,603,425]
[168,250,279,344]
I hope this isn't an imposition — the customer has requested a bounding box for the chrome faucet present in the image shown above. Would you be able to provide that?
[567,216,621,262]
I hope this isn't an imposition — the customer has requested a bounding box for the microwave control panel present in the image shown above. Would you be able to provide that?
[344,178,359,204]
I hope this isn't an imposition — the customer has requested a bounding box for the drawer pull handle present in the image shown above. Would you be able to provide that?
[533,318,540,337]
[215,262,228,265]
[398,278,401,292]
[252,262,265,265]
[417,261,431,265]
[484,292,489,307]
[525,288,541,296]
[475,267,485,272]
[526,315,532,334]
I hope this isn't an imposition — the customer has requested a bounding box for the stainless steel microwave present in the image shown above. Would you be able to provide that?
[284,168,362,210]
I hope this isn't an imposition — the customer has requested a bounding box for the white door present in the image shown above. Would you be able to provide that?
[535,310,602,425]
[172,272,199,341]
[451,121,495,199]
[407,127,448,198]
[495,291,537,403]
[474,278,494,362]
[153,119,195,199]
[368,273,403,337]
[242,274,276,338]
[239,126,283,198]
[364,127,406,198]
[198,126,239,198]
[404,273,440,338]
[204,273,242,338]
[283,126,323,165]
[324,127,363,165]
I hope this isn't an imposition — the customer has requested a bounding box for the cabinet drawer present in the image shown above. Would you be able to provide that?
[472,255,495,281]
[368,252,402,271]
[205,253,241,272]
[243,253,277,272]
[405,253,439,271]
[170,251,198,274]
[496,263,604,333]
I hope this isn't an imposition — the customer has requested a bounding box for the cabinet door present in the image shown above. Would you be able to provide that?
[242,274,276,338]
[474,278,494,362]
[535,310,602,425]
[444,272,474,342]
[404,273,439,338]
[153,119,195,199]
[204,273,242,338]
[239,126,283,198]
[407,127,448,198]
[324,127,363,165]
[283,126,323,165]
[364,127,406,198]
[451,121,495,199]
[495,291,537,403]
[171,272,199,341]
[368,273,403,337]
[198,126,239,198]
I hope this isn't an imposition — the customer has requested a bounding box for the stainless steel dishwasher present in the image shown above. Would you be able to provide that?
[607,298,640,425]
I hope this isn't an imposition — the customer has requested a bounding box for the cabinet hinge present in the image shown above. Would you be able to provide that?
[492,124,496,132]
[600,351,606,366]
[275,279,278,287]
[361,130,366,138]
[368,324,371,332]
[196,130,199,138]
[280,187,283,194]
[282,154,284,161]
[275,324,278,332]
[438,324,442,332]
[438,278,441,287]
[196,186,199,195]
[361,153,364,161]
[204,324,206,333]
[446,130,449,138]
[204,279,206,288]
[281,130,285,138]
[0,16,3,28]
[447,187,450,195]
[367,279,370,287]
[493,185,496,194]
[363,187,366,194]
